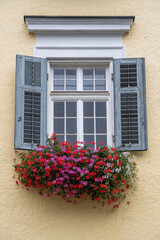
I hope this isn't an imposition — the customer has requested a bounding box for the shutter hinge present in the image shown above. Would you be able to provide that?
[111,73,114,81]
[47,73,49,80]
[112,135,115,143]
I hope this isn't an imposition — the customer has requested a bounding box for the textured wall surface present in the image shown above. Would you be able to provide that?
[0,0,160,239]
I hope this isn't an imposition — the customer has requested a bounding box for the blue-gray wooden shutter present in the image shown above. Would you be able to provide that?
[113,58,148,151]
[14,55,47,150]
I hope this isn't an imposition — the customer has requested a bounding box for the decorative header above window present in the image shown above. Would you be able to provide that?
[24,16,135,59]
[24,16,134,34]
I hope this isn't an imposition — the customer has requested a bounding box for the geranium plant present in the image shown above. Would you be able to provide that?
[14,134,137,208]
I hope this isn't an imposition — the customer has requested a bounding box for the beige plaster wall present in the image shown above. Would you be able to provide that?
[0,0,160,239]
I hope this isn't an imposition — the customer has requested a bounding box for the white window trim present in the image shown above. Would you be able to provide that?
[47,60,113,146]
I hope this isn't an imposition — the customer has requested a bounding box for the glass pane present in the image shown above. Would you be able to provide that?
[96,118,107,133]
[66,119,77,134]
[54,80,64,86]
[66,86,76,90]
[54,85,64,90]
[66,102,77,117]
[54,69,64,79]
[66,80,76,86]
[54,102,64,117]
[96,135,107,147]
[83,80,93,90]
[95,68,105,79]
[96,102,106,117]
[66,80,76,90]
[54,80,64,90]
[95,80,106,90]
[56,135,64,143]
[54,119,64,134]
[83,102,94,117]
[84,135,94,146]
[83,69,93,79]
[66,135,77,145]
[66,69,76,79]
[84,119,94,133]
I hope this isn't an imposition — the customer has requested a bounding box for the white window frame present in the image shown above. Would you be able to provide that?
[47,59,114,146]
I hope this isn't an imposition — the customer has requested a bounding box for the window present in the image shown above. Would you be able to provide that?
[14,16,147,151]
[47,63,112,148]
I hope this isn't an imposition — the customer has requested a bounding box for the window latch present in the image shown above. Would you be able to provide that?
[18,115,21,121]
[111,73,114,81]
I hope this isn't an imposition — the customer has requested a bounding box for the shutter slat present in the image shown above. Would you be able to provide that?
[23,91,41,145]
[14,55,47,150]
[114,58,148,151]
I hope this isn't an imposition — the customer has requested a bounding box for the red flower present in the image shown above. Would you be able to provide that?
[36,176,40,181]
[118,161,122,166]
[82,194,87,198]
[113,155,118,160]
[95,196,100,200]
[100,184,107,188]
[111,148,115,151]
[94,166,100,170]
[85,175,90,180]
[113,174,117,178]
[47,182,52,186]
[107,154,112,159]
[113,189,117,194]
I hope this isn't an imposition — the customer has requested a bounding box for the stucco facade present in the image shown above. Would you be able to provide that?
[0,0,160,240]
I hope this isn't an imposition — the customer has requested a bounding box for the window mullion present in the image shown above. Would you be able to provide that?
[64,101,66,142]
[77,99,83,143]
[78,67,82,91]
[94,101,96,147]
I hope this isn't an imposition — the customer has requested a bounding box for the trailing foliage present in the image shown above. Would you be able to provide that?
[14,134,137,208]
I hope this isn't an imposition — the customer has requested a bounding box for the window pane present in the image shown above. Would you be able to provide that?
[66,102,77,117]
[66,85,76,90]
[96,135,107,147]
[84,119,94,133]
[95,68,105,79]
[84,135,94,146]
[54,85,64,90]
[54,80,64,86]
[54,119,64,134]
[96,118,107,133]
[54,102,64,117]
[83,102,94,117]
[96,102,106,117]
[56,135,64,143]
[95,80,106,90]
[54,69,64,79]
[66,135,77,145]
[66,119,77,134]
[66,69,76,79]
[83,80,93,90]
[83,69,93,79]
[66,80,76,90]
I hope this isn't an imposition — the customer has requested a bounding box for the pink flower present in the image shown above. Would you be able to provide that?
[52,180,56,185]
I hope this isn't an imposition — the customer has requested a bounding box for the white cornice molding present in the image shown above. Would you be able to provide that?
[25,16,134,34]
